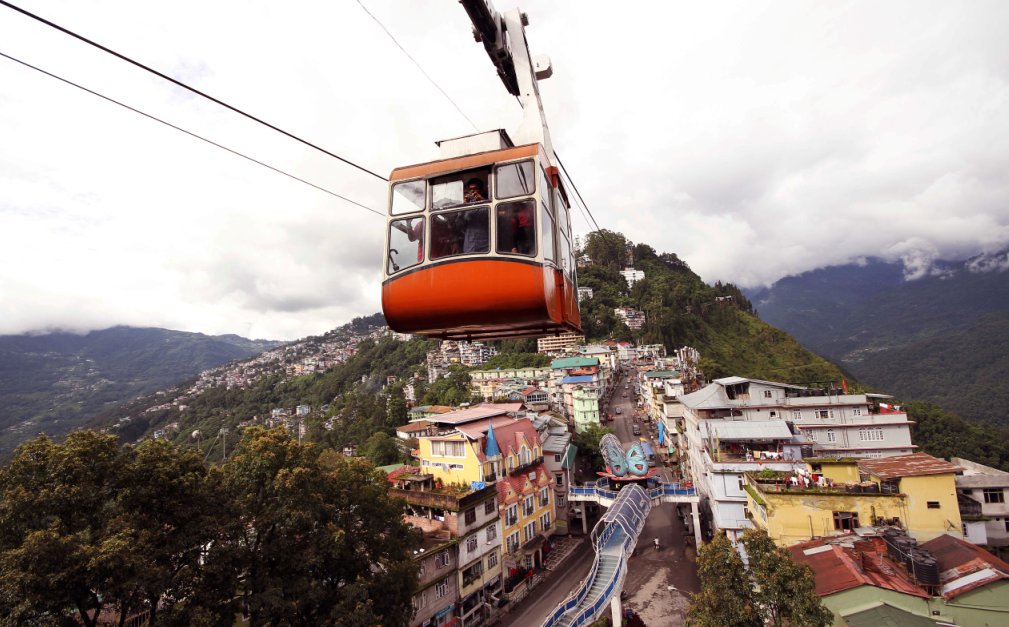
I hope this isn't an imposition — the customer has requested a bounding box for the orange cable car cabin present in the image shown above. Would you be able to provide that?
[382,130,581,341]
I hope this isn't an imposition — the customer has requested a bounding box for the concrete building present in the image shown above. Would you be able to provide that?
[614,307,645,330]
[745,454,964,546]
[537,333,584,354]
[675,377,917,541]
[620,267,644,287]
[952,457,1009,556]
[571,386,601,433]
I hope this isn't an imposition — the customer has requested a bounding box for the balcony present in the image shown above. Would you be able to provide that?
[745,472,902,497]
[508,456,544,477]
[390,482,499,512]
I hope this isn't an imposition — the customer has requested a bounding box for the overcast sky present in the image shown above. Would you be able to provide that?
[2,0,1007,340]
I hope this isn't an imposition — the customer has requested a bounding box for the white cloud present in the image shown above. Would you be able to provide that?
[2,0,1009,338]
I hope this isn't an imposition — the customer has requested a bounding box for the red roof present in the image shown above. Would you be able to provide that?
[495,463,549,505]
[919,533,1009,598]
[396,420,433,433]
[789,537,929,599]
[858,453,962,480]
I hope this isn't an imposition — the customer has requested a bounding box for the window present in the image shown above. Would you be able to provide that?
[430,206,489,258]
[464,507,477,525]
[467,535,479,552]
[432,171,488,209]
[523,495,535,517]
[539,204,556,262]
[495,160,535,199]
[763,390,772,398]
[818,410,830,419]
[462,561,483,586]
[826,429,836,443]
[435,579,449,598]
[555,473,564,486]
[496,200,536,256]
[541,512,552,531]
[833,511,860,531]
[858,428,884,442]
[505,504,518,527]
[487,551,498,569]
[523,521,537,542]
[418,562,426,577]
[387,218,424,273]
[506,531,520,554]
[927,501,941,509]
[431,440,466,457]
[1004,519,1009,532]
[738,478,745,490]
[486,524,497,542]
[558,232,572,278]
[852,408,862,416]
[792,409,803,420]
[436,551,450,568]
[984,488,1005,504]
[414,589,427,609]
[390,179,425,215]
[484,499,496,515]
[540,487,550,507]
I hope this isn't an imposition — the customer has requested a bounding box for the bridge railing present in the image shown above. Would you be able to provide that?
[570,482,697,500]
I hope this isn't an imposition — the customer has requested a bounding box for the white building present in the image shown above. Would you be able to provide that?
[577,286,594,301]
[620,267,645,287]
[537,333,584,354]
[675,377,916,541]
[614,307,645,330]
[953,457,1009,557]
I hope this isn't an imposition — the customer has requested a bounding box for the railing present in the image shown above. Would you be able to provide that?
[509,456,545,476]
[570,482,696,501]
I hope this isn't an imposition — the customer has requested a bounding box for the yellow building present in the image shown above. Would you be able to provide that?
[410,404,556,571]
[745,453,963,546]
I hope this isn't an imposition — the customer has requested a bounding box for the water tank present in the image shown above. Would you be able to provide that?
[914,555,940,586]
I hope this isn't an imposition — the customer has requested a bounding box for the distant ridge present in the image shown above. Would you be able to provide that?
[747,255,1009,424]
[0,326,282,452]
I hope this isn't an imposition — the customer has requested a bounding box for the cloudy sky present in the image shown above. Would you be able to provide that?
[2,0,1007,340]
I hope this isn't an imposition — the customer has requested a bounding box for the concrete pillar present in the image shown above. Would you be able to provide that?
[691,502,703,546]
[582,506,588,534]
[610,591,622,627]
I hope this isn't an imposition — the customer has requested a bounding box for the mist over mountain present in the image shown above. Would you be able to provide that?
[747,254,1009,424]
[0,326,282,452]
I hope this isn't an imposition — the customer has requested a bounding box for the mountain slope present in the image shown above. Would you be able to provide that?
[748,256,1009,423]
[0,326,281,451]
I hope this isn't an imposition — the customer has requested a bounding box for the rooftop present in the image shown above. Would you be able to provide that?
[551,356,599,369]
[788,536,929,599]
[858,453,962,480]
[920,533,1009,598]
[426,403,523,425]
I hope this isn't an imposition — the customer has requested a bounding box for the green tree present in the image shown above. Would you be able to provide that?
[421,364,475,406]
[359,432,403,466]
[740,529,832,627]
[0,432,233,626]
[584,229,629,271]
[687,534,761,627]
[221,427,418,626]
[572,423,613,475]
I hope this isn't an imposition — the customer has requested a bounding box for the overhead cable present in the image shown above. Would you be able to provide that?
[556,152,604,233]
[0,0,388,182]
[0,50,383,216]
[355,0,480,132]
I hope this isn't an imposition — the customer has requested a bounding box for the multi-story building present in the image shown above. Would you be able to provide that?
[614,307,645,330]
[571,386,600,433]
[620,267,644,287]
[676,377,917,541]
[408,530,460,627]
[537,415,576,535]
[409,405,557,574]
[745,453,964,546]
[537,333,584,354]
[469,367,549,402]
[576,286,594,301]
[549,356,600,414]
[952,457,1009,556]
[390,469,503,627]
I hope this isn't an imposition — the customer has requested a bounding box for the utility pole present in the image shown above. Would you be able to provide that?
[221,427,229,462]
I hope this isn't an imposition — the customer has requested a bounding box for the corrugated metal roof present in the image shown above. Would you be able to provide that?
[919,532,1009,600]
[842,603,938,627]
[789,537,930,599]
[430,403,523,425]
[699,419,793,441]
[858,453,962,480]
[551,356,599,369]
[561,375,595,384]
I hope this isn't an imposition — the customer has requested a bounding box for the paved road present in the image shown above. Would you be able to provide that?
[500,536,594,626]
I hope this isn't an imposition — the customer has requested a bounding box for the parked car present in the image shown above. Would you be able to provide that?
[632,424,641,435]
[615,407,622,415]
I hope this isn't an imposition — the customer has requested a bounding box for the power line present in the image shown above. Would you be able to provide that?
[355,0,480,132]
[0,0,388,182]
[556,152,604,233]
[0,50,384,217]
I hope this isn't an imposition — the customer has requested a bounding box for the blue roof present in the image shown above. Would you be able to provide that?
[561,375,595,384]
[485,422,500,458]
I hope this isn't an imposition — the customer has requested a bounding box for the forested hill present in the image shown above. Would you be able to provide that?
[579,231,845,385]
[0,326,282,453]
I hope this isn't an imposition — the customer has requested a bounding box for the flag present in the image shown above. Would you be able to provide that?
[842,379,848,394]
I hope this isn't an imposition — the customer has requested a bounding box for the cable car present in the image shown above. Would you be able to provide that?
[381,1,582,341]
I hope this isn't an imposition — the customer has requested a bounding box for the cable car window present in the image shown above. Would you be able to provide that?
[539,167,552,214]
[430,206,490,259]
[496,200,536,256]
[559,231,572,278]
[540,204,555,262]
[495,161,535,200]
[388,217,424,274]
[432,174,489,209]
[554,192,570,238]
[391,180,426,215]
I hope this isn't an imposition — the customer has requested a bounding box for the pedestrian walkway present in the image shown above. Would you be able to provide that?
[544,535,581,571]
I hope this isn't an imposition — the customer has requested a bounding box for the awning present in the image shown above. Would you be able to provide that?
[699,420,793,441]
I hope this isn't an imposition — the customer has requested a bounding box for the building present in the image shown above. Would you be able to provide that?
[614,307,645,330]
[745,454,964,546]
[549,356,600,414]
[571,386,600,433]
[537,414,577,535]
[469,367,549,402]
[537,333,584,354]
[619,267,644,287]
[389,469,503,627]
[408,530,461,627]
[577,286,594,301]
[790,531,1009,627]
[952,457,1009,556]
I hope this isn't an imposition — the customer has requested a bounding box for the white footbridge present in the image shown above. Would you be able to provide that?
[541,481,701,627]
